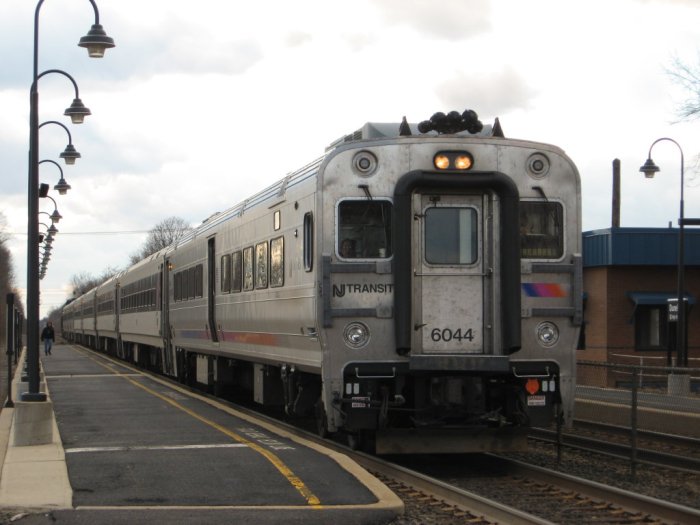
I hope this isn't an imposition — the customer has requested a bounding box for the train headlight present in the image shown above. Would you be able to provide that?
[343,322,370,349]
[455,154,473,170]
[352,151,378,176]
[433,151,474,171]
[434,154,450,170]
[536,321,559,347]
[527,153,550,179]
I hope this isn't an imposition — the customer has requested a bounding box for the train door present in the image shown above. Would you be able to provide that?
[116,283,123,357]
[207,237,219,342]
[161,260,174,375]
[412,193,493,355]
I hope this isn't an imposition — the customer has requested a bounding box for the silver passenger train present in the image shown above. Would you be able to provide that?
[62,112,582,453]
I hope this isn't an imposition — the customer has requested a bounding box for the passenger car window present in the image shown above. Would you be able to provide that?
[270,237,284,287]
[243,247,254,291]
[231,251,242,292]
[221,254,231,293]
[255,241,268,289]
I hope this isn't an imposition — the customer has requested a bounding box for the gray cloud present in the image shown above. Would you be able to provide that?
[435,68,538,118]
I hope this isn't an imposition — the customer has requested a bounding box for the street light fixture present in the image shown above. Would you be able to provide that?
[34,69,92,124]
[39,121,82,166]
[640,137,687,367]
[39,210,60,225]
[25,0,114,402]
[40,195,62,223]
[77,1,115,58]
[39,159,72,195]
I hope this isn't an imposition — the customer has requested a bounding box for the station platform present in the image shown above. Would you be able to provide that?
[0,345,403,524]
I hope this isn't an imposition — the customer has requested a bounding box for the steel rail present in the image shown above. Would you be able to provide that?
[573,419,700,448]
[529,426,700,473]
[491,454,700,525]
[347,451,554,525]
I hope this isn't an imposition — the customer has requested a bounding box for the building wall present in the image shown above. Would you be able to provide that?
[580,264,700,365]
[580,267,608,362]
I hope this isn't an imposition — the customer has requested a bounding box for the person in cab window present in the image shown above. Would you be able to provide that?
[340,238,356,258]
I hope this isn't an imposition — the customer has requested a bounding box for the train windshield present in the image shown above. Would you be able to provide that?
[520,201,564,259]
[424,207,478,264]
[338,200,392,259]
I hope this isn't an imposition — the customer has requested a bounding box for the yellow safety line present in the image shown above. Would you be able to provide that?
[78,348,321,507]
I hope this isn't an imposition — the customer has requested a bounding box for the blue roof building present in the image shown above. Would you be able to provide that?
[580,227,700,371]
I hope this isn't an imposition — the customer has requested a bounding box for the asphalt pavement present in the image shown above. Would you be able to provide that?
[0,344,403,524]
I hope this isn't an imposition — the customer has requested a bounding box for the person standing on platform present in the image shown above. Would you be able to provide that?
[41,321,55,356]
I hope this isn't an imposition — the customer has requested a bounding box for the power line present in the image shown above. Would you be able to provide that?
[7,230,149,236]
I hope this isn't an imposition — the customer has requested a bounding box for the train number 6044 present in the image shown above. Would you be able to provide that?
[430,327,475,343]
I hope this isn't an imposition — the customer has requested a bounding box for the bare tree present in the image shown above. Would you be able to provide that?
[0,214,21,348]
[667,53,700,121]
[128,216,192,265]
[68,271,103,297]
[0,212,8,244]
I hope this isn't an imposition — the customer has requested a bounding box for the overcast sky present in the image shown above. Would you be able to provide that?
[1,0,699,317]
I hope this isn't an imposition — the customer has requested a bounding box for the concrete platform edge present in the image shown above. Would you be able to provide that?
[0,350,73,511]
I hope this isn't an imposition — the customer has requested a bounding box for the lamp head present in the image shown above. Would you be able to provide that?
[78,24,115,58]
[54,177,72,195]
[64,98,91,124]
[60,144,81,165]
[640,158,660,179]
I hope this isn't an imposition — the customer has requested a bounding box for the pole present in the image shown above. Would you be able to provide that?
[642,138,687,368]
[612,158,620,228]
[5,294,14,408]
[23,1,46,402]
[677,165,686,367]
[630,367,638,480]
[15,311,22,365]
[24,81,46,402]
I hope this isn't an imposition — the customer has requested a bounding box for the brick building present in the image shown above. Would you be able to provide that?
[579,227,700,369]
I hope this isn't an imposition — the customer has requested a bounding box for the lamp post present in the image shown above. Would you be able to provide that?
[25,0,114,402]
[639,138,687,368]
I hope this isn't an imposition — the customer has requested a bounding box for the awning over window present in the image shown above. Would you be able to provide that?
[627,292,696,305]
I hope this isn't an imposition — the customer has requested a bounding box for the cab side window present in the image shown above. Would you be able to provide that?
[337,200,392,259]
[520,201,564,259]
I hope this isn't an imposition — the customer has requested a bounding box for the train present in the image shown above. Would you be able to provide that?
[62,111,582,454]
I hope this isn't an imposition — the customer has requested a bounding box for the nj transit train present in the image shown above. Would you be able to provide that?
[62,112,582,454]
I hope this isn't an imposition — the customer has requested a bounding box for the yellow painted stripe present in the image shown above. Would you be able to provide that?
[80,349,321,506]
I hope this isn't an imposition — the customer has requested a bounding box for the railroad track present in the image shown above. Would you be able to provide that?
[529,423,700,473]
[486,455,700,524]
